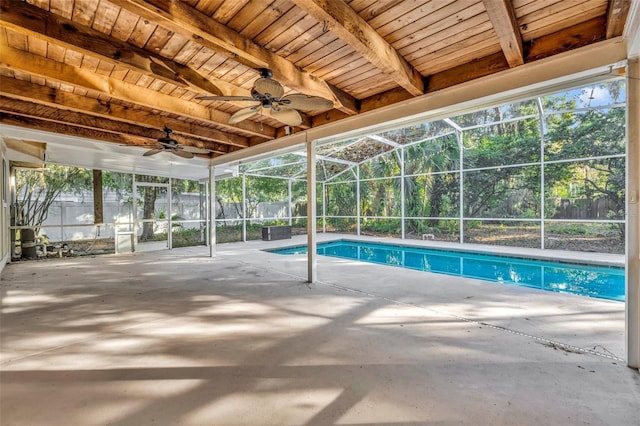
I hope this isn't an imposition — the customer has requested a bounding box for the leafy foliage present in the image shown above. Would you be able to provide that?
[325,181,356,216]
[544,107,625,230]
[216,175,289,220]
[14,166,93,232]
[12,81,627,253]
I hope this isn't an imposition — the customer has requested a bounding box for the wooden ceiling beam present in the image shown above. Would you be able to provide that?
[0,112,161,148]
[313,17,613,128]
[482,0,524,67]
[606,0,631,38]
[525,17,607,62]
[291,0,425,96]
[110,0,266,68]
[427,52,510,93]
[0,40,276,139]
[0,0,246,97]
[108,0,359,115]
[0,76,251,148]
[359,88,415,114]
[0,96,228,155]
[311,88,414,126]
[364,20,608,108]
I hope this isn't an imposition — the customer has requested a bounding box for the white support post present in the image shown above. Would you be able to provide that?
[356,166,361,236]
[400,147,405,239]
[201,183,206,246]
[537,98,546,249]
[242,174,247,242]
[288,178,293,226]
[627,57,640,370]
[307,136,317,283]
[132,173,137,252]
[209,166,216,257]
[322,183,326,233]
[168,177,172,250]
[205,181,210,248]
[458,131,464,243]
[9,166,16,260]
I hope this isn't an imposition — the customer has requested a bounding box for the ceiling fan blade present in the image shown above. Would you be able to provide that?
[254,77,284,99]
[281,94,334,110]
[196,95,256,102]
[172,149,195,159]
[181,146,211,154]
[143,148,163,157]
[271,106,302,126]
[121,144,157,148]
[229,105,260,124]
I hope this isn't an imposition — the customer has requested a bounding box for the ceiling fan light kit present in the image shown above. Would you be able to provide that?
[197,68,333,127]
[140,127,211,159]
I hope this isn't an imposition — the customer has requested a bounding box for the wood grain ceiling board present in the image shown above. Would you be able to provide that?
[0,0,631,162]
[367,0,437,34]
[516,0,609,41]
[235,1,296,38]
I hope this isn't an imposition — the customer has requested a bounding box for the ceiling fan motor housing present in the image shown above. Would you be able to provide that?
[258,68,273,78]
[158,138,178,148]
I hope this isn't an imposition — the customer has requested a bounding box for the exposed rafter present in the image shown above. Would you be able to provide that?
[0,76,247,152]
[482,0,524,67]
[0,0,241,97]
[106,0,359,115]
[525,17,608,62]
[0,0,631,168]
[0,97,228,155]
[606,0,632,38]
[0,113,170,149]
[291,0,425,96]
[0,76,250,149]
[0,38,276,139]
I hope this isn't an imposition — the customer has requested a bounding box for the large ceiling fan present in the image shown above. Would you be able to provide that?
[196,69,333,126]
[142,127,210,159]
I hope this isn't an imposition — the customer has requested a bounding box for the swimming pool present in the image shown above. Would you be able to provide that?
[269,240,625,301]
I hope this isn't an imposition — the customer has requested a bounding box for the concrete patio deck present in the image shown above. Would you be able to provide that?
[1,235,638,425]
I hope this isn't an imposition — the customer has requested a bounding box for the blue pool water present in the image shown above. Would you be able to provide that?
[269,240,625,301]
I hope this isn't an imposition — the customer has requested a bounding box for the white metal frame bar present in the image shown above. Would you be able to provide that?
[626,57,640,369]
[356,166,361,236]
[306,137,317,283]
[209,166,216,257]
[241,174,247,242]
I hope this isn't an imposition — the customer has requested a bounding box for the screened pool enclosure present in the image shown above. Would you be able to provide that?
[215,79,626,254]
[11,171,208,257]
[9,79,627,257]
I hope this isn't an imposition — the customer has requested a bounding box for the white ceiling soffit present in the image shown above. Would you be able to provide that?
[211,37,627,168]
[0,124,211,180]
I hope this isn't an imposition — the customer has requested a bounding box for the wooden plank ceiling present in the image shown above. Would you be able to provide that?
[0,0,632,159]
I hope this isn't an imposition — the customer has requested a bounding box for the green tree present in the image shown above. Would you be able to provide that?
[544,107,625,234]
[215,176,243,219]
[215,175,288,219]
[404,134,459,230]
[134,175,168,241]
[462,116,541,218]
[245,176,288,218]
[14,165,93,234]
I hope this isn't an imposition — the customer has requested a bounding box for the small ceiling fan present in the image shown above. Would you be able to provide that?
[142,127,210,159]
[196,68,334,126]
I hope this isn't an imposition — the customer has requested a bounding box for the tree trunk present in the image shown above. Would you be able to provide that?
[141,186,157,241]
[428,174,444,227]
